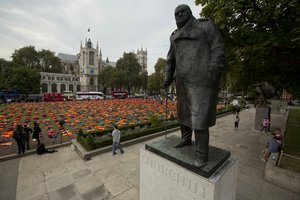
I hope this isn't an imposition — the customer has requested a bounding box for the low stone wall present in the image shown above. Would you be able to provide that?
[265,153,300,194]
[72,127,180,160]
[71,111,234,160]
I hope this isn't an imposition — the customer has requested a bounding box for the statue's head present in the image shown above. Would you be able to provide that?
[174,4,193,29]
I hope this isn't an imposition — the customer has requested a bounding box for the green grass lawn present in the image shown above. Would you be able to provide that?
[279,108,300,173]
[284,109,300,156]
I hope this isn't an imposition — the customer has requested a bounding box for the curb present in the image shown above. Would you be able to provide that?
[0,142,71,162]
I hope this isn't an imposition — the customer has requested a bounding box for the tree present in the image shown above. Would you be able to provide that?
[9,66,41,94]
[138,71,148,92]
[39,49,63,73]
[147,58,166,94]
[195,0,300,97]
[0,59,14,90]
[98,65,115,93]
[11,46,40,70]
[115,52,142,94]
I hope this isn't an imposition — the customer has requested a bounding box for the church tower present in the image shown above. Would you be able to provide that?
[136,47,147,72]
[78,38,101,91]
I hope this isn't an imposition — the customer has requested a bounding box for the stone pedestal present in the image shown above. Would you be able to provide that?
[255,105,271,131]
[140,136,238,200]
[271,100,281,115]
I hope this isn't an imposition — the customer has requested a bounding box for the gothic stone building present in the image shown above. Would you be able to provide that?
[40,38,147,94]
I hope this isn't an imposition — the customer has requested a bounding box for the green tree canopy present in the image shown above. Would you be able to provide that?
[196,0,300,97]
[147,58,166,94]
[115,52,142,94]
[98,65,115,93]
[11,46,40,69]
[1,45,64,94]
[9,66,41,94]
[39,49,63,73]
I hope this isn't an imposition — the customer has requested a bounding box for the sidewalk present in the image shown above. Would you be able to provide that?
[1,106,299,200]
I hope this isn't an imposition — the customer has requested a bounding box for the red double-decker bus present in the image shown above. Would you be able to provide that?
[112,91,128,99]
[42,93,64,102]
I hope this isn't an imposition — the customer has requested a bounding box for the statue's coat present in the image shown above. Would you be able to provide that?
[165,17,226,130]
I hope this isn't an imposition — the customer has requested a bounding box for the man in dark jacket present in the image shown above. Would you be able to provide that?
[23,124,33,149]
[13,124,26,154]
[164,4,226,167]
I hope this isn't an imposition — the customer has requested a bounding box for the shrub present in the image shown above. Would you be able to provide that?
[150,115,162,127]
[77,107,233,151]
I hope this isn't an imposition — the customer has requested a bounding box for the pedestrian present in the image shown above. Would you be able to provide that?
[260,117,270,134]
[261,134,282,161]
[234,115,240,130]
[36,143,57,155]
[32,122,42,146]
[12,124,26,154]
[23,123,33,149]
[235,105,241,115]
[164,4,226,167]
[111,125,124,155]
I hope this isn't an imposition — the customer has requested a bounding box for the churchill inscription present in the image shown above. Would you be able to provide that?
[141,154,207,198]
[140,148,237,200]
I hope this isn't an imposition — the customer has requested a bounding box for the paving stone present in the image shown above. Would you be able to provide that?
[105,176,133,196]
[16,182,47,200]
[94,168,122,183]
[236,180,260,200]
[48,184,79,200]
[81,185,111,200]
[74,174,103,194]
[17,171,44,191]
[64,158,87,174]
[116,186,139,200]
[46,174,73,192]
[29,194,49,200]
[44,166,68,181]
[72,168,91,179]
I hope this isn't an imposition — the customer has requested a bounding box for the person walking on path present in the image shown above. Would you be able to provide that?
[23,124,33,149]
[111,125,124,155]
[32,122,42,146]
[260,117,270,134]
[234,115,240,130]
[12,124,26,154]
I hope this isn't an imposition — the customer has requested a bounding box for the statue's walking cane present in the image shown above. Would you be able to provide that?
[164,88,168,138]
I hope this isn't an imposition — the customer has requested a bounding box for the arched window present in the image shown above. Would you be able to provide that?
[61,84,66,93]
[42,83,48,93]
[69,84,74,92]
[90,77,94,86]
[51,83,57,93]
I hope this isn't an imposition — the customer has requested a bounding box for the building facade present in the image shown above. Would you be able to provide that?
[40,72,80,93]
[78,38,102,92]
[40,39,147,94]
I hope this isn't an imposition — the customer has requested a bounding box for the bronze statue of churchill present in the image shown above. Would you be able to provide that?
[164,4,226,167]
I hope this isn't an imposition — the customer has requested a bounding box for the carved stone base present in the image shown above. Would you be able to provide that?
[140,146,238,200]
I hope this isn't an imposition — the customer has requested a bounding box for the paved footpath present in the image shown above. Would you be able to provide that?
[0,106,299,200]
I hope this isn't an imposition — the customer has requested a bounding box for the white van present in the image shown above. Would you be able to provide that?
[76,91,105,100]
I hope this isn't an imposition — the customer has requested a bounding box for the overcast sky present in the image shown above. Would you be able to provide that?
[0,0,202,74]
